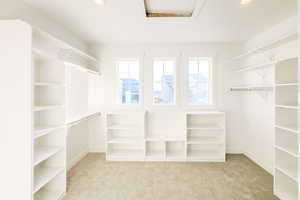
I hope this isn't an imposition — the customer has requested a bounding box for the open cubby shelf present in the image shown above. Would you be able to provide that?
[105,111,226,162]
[274,57,298,200]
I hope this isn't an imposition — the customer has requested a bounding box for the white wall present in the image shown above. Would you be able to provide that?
[90,43,242,153]
[238,16,297,174]
[0,0,87,53]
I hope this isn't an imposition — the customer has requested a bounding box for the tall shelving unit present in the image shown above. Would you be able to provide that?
[0,20,101,200]
[33,46,67,200]
[274,57,298,200]
[105,111,226,162]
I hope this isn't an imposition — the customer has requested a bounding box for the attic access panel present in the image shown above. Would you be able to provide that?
[144,0,198,18]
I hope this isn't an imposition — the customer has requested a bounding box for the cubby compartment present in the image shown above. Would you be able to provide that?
[276,107,298,131]
[186,112,225,130]
[34,170,66,200]
[146,141,165,160]
[275,128,298,156]
[34,86,65,108]
[34,152,66,194]
[275,148,298,181]
[187,129,222,144]
[275,169,298,200]
[107,129,144,144]
[275,85,298,107]
[34,59,66,84]
[275,58,298,85]
[166,141,185,160]
[107,143,145,160]
[106,112,145,130]
[187,143,224,161]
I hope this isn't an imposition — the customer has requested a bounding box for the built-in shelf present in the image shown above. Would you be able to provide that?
[108,149,144,158]
[107,136,144,144]
[35,189,64,200]
[34,125,65,139]
[275,145,298,158]
[275,125,298,134]
[146,135,185,141]
[34,146,63,166]
[276,167,298,183]
[107,124,142,130]
[234,61,276,73]
[276,83,298,87]
[34,167,64,193]
[34,82,65,87]
[187,125,223,130]
[231,32,297,60]
[34,105,64,112]
[276,105,298,110]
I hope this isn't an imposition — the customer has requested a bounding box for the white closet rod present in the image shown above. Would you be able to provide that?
[230,86,273,92]
[67,112,101,128]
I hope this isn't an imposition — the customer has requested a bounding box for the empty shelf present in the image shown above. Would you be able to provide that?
[34,146,63,166]
[146,135,185,141]
[276,105,298,110]
[35,189,64,200]
[166,150,185,158]
[34,105,64,112]
[107,137,144,144]
[35,82,65,87]
[34,167,64,193]
[187,125,224,130]
[146,150,165,158]
[107,124,142,130]
[187,138,222,145]
[108,149,144,157]
[187,150,222,160]
[34,125,65,139]
[275,145,298,158]
[186,111,224,115]
[276,83,298,87]
[276,166,298,183]
[275,125,298,133]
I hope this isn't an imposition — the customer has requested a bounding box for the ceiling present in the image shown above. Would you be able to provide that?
[24,0,297,45]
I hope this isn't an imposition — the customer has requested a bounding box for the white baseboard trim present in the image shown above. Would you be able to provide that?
[67,149,89,171]
[243,151,273,175]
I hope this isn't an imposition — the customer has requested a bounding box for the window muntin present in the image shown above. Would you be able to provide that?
[153,59,175,105]
[188,58,212,105]
[117,60,140,104]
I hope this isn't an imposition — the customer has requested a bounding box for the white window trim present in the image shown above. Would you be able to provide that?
[183,57,216,109]
[115,58,143,107]
[152,57,177,106]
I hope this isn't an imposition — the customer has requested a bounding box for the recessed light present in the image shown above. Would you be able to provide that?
[94,0,105,5]
[241,0,252,5]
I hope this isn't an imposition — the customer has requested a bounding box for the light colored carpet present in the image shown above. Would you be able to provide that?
[63,153,278,200]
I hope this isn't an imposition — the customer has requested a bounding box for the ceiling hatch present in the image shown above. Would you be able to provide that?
[144,0,198,17]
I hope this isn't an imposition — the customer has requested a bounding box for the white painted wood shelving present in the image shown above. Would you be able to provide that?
[105,111,226,162]
[274,57,299,200]
[0,20,101,200]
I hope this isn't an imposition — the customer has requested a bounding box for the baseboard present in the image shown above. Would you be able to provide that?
[67,149,89,171]
[243,151,273,175]
[226,147,242,154]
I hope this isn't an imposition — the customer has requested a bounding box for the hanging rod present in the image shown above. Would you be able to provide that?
[230,86,274,92]
[67,112,101,128]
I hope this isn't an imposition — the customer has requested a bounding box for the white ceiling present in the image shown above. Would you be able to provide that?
[24,0,297,45]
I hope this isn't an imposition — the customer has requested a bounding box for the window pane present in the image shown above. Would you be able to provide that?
[188,59,211,105]
[118,60,139,104]
[153,60,175,104]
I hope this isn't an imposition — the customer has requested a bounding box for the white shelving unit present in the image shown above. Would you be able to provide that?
[274,57,299,200]
[186,112,226,162]
[33,33,67,200]
[105,111,226,162]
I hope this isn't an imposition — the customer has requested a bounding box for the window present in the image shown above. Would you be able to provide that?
[188,58,212,105]
[153,59,175,104]
[117,60,140,104]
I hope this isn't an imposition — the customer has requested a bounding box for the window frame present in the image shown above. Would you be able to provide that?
[115,58,142,106]
[184,57,215,108]
[152,57,177,106]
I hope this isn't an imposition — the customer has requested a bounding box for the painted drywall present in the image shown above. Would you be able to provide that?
[238,16,297,174]
[89,43,242,153]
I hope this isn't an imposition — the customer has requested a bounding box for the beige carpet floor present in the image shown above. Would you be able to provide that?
[63,153,278,200]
